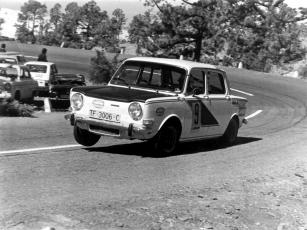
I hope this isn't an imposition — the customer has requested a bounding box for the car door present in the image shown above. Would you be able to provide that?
[20,68,36,99]
[50,64,58,83]
[184,68,208,139]
[203,70,233,136]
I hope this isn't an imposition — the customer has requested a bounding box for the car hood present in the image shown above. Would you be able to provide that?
[54,77,84,85]
[0,76,11,83]
[72,85,173,103]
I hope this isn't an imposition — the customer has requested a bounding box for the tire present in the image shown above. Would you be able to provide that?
[150,124,179,156]
[73,125,100,146]
[222,118,239,145]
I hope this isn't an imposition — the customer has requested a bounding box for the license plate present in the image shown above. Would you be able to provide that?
[89,110,120,123]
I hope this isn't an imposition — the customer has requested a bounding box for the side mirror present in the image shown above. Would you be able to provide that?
[192,88,202,96]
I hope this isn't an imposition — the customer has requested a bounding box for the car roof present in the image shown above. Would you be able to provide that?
[0,63,26,69]
[25,61,55,66]
[125,57,220,71]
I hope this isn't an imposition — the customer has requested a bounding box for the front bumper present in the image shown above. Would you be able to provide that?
[65,113,156,140]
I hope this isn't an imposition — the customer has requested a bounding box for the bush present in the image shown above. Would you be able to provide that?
[0,98,34,117]
[89,51,119,84]
[298,65,307,79]
[83,41,96,50]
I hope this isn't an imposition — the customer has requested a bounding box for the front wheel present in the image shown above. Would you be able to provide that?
[73,125,100,146]
[150,124,179,156]
[222,118,239,145]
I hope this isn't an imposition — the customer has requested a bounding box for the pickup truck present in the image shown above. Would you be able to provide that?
[25,61,86,100]
[65,57,248,155]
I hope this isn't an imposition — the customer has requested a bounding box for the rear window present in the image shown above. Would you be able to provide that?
[5,68,18,78]
[27,64,47,73]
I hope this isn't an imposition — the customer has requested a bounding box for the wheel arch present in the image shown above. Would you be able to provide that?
[158,115,182,137]
[230,113,239,125]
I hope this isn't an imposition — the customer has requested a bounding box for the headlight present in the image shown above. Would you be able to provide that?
[71,93,83,111]
[4,83,12,91]
[128,102,143,121]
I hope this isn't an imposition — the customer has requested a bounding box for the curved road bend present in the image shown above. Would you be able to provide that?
[0,63,307,229]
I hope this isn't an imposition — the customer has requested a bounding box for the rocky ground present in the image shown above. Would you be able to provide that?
[2,161,307,230]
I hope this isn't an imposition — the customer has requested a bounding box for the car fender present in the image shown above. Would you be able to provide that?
[230,113,240,125]
[158,114,183,131]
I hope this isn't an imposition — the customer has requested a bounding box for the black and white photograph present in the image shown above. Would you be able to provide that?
[1,0,307,229]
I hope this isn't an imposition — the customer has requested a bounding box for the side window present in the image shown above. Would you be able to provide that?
[138,67,152,86]
[207,71,226,94]
[150,68,162,86]
[51,65,55,75]
[53,65,58,74]
[170,69,186,91]
[187,69,205,95]
[21,69,30,79]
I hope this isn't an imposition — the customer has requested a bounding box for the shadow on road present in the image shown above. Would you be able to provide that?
[32,100,70,112]
[85,136,262,158]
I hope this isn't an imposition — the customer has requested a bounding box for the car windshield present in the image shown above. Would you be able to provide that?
[27,64,47,73]
[109,61,187,92]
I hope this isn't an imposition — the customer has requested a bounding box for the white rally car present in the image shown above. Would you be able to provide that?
[66,57,248,155]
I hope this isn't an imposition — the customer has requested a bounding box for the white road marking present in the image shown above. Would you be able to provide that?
[231,88,254,97]
[245,110,263,120]
[0,144,81,155]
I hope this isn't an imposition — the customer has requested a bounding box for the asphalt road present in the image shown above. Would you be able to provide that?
[1,61,307,229]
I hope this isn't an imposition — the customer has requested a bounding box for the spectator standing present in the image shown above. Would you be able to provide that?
[0,44,6,52]
[37,48,48,62]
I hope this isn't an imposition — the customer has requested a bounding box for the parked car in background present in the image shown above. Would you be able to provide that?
[0,63,38,101]
[25,61,58,87]
[25,61,86,100]
[0,52,27,65]
[65,57,248,155]
[49,73,86,100]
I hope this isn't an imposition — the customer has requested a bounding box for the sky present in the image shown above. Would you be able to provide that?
[1,0,307,38]
[1,0,307,10]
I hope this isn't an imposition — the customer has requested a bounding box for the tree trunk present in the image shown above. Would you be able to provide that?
[194,34,203,62]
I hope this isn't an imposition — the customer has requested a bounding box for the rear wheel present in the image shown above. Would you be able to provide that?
[73,125,100,146]
[150,124,179,156]
[222,118,239,145]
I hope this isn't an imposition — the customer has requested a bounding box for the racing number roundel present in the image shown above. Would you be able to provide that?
[192,102,201,130]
